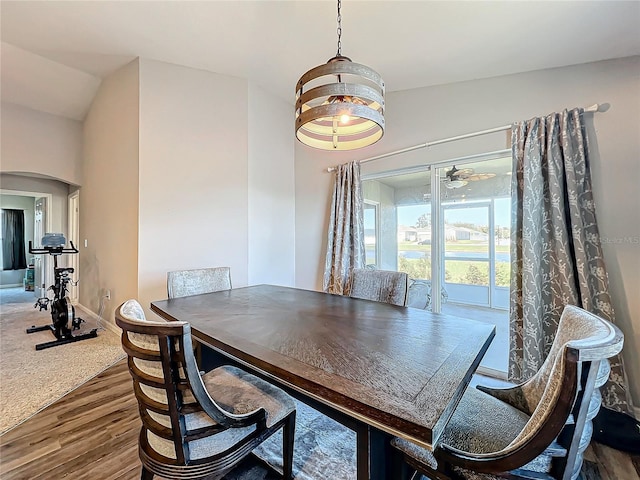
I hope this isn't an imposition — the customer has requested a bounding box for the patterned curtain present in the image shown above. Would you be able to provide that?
[323,161,365,294]
[509,108,630,413]
[2,209,27,271]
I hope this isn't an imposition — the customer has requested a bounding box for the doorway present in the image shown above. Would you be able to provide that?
[0,190,53,295]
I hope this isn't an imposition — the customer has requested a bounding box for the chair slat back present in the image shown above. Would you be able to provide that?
[116,300,200,464]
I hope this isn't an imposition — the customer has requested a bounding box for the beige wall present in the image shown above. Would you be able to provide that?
[137,59,250,312]
[80,59,140,319]
[248,83,295,287]
[294,56,640,408]
[0,103,83,186]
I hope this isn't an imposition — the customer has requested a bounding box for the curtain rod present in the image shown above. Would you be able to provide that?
[326,103,603,172]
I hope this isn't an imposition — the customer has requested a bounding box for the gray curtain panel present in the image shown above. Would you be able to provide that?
[509,108,629,412]
[323,161,365,294]
[509,108,630,413]
[2,209,27,271]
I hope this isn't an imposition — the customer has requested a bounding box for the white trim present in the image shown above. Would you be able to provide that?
[0,283,23,288]
[476,365,508,380]
[75,303,121,336]
[67,191,79,303]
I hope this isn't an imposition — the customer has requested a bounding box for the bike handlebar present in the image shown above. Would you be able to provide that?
[29,241,80,255]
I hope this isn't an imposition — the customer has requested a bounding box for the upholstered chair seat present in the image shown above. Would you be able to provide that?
[392,305,624,480]
[348,268,409,306]
[393,387,553,478]
[116,299,296,480]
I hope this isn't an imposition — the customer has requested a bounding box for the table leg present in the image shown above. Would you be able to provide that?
[356,423,392,480]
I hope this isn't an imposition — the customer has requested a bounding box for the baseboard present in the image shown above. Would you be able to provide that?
[75,304,120,336]
[476,365,508,380]
[0,283,24,289]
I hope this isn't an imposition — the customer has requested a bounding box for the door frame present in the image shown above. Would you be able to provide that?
[1,189,53,295]
[67,190,80,303]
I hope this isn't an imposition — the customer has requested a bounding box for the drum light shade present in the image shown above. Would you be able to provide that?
[295,56,385,150]
[295,0,385,151]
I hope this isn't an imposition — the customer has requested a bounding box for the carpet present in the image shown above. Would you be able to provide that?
[224,399,357,480]
[0,287,125,434]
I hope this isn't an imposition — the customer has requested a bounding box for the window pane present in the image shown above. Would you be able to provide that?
[363,203,377,267]
[494,197,511,287]
[444,260,489,286]
[444,206,489,260]
[397,204,431,280]
[362,170,431,273]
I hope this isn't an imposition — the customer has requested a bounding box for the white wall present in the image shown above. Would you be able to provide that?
[137,59,249,312]
[0,103,83,186]
[248,83,295,287]
[0,194,34,286]
[81,59,140,318]
[294,56,640,408]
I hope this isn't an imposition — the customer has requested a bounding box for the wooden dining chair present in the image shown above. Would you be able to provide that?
[167,266,232,299]
[392,305,624,480]
[116,299,296,480]
[348,268,409,306]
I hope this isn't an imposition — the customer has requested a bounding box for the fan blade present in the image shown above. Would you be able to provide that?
[467,173,497,181]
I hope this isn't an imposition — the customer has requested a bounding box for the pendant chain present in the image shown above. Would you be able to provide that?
[336,0,342,57]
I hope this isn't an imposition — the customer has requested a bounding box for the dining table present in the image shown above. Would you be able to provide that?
[150,284,495,480]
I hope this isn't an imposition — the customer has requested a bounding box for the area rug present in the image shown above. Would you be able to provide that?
[0,287,125,434]
[224,399,357,480]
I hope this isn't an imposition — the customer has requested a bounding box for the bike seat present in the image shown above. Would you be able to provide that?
[56,267,75,274]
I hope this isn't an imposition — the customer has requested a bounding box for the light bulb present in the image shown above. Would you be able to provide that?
[339,114,350,124]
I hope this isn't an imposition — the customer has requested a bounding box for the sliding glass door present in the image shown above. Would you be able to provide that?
[362,153,512,376]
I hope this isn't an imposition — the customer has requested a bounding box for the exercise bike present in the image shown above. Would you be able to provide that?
[27,234,98,350]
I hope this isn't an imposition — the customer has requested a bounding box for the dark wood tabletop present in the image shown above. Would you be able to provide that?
[151,284,495,451]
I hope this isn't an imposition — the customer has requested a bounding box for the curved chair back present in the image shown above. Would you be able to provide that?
[440,305,624,478]
[348,268,409,306]
[167,267,231,299]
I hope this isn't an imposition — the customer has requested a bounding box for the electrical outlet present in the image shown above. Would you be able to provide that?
[105,289,111,300]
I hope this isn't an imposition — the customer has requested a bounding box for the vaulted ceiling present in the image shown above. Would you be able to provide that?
[2,1,639,121]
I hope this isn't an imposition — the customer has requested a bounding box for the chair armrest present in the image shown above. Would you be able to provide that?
[475,384,531,414]
[183,329,267,429]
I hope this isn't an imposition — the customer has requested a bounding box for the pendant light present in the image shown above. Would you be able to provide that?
[295,0,385,150]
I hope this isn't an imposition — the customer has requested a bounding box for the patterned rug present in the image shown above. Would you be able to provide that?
[0,287,125,434]
[224,399,357,480]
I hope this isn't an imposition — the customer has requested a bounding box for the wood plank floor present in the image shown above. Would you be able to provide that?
[1,359,639,480]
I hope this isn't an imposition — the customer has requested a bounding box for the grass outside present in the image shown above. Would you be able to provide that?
[398,241,509,253]
[396,240,511,286]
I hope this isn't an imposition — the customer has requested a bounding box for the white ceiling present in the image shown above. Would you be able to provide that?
[2,1,639,121]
